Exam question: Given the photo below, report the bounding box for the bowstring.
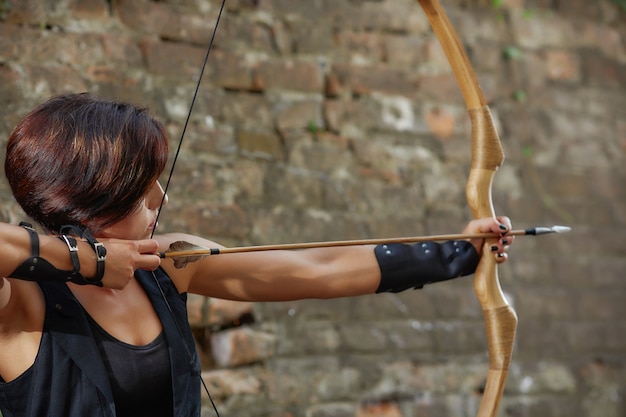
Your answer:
[149,1,227,415]
[152,0,226,230]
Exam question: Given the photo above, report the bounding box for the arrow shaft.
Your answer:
[160,228,532,258]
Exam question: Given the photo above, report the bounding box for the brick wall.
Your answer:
[0,0,624,416]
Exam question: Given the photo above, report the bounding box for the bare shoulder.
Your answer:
[154,233,225,293]
[155,233,224,253]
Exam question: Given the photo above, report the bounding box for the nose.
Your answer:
[146,181,168,209]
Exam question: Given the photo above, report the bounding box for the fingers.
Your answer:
[465,216,514,262]
[491,216,513,262]
[134,239,161,271]
[136,238,160,254]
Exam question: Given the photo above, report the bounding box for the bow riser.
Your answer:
[468,108,518,417]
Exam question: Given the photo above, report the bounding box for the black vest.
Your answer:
[0,268,201,417]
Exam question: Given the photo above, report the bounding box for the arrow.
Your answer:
[159,225,570,265]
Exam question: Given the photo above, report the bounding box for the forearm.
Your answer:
[186,245,381,301]
[0,222,97,279]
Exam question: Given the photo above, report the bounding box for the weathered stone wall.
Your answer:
[0,0,624,416]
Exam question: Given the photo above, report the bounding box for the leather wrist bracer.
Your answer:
[374,240,480,293]
[7,222,104,286]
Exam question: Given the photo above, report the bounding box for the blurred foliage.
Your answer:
[0,0,11,21]
[610,0,626,10]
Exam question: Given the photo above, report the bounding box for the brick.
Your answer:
[424,105,457,140]
[100,33,144,67]
[575,23,624,62]
[22,65,88,99]
[578,359,626,417]
[501,395,581,417]
[0,63,24,108]
[556,0,601,20]
[188,295,254,328]
[513,287,576,320]
[329,63,416,97]
[116,0,180,39]
[211,327,276,367]
[575,290,626,321]
[275,320,341,356]
[565,321,626,353]
[324,98,384,133]
[349,291,438,321]
[216,14,278,54]
[139,38,207,77]
[0,24,23,61]
[67,0,109,20]
[429,283,482,319]
[544,50,581,82]
[338,320,434,353]
[237,129,284,159]
[356,402,403,417]
[516,319,572,357]
[412,362,486,394]
[265,357,342,404]
[163,202,250,239]
[291,21,334,55]
[287,133,355,174]
[432,321,488,356]
[510,9,574,49]
[580,49,626,88]
[255,298,353,323]
[275,99,323,132]
[208,49,254,90]
[343,1,428,34]
[2,0,48,25]
[415,74,464,103]
[306,403,356,417]
[383,34,429,67]
[335,31,385,63]
[254,59,324,93]
[220,92,275,129]
[200,368,263,398]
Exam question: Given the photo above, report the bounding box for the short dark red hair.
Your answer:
[5,93,169,233]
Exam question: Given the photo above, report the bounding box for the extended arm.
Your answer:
[162,217,512,301]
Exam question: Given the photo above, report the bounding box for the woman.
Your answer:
[0,93,513,417]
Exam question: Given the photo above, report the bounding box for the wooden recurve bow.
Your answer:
[417,1,517,416]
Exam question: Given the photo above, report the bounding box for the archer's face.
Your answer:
[97,182,168,240]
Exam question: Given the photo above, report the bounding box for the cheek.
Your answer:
[99,213,146,239]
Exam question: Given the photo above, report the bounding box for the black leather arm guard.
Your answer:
[374,240,480,293]
[7,223,103,286]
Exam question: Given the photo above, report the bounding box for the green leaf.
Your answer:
[503,46,522,60]
[512,90,527,102]
[307,120,319,136]
[522,146,533,158]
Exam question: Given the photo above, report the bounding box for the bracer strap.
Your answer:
[60,225,106,286]
[7,222,100,286]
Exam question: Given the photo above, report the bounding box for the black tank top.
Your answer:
[86,315,173,417]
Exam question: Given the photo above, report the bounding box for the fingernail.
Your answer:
[502,238,508,245]
[491,245,499,252]
[497,253,505,258]
[499,224,508,231]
